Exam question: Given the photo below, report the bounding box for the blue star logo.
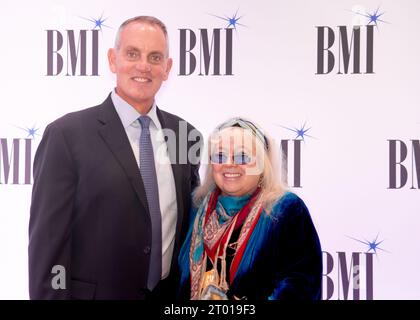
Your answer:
[276,122,315,141]
[80,13,111,31]
[352,6,389,29]
[348,233,388,254]
[16,125,41,139]
[210,8,246,30]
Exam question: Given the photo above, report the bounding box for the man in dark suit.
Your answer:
[28,16,201,299]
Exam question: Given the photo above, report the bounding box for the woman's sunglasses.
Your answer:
[210,152,253,165]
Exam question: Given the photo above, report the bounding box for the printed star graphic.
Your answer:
[365,7,386,26]
[277,122,315,141]
[16,125,40,139]
[352,6,389,29]
[210,8,246,30]
[348,233,388,254]
[80,13,110,31]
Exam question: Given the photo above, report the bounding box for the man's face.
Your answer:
[108,22,172,112]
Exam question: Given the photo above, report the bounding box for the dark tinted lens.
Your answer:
[210,152,228,164]
[233,152,252,165]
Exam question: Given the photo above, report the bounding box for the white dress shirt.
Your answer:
[111,90,177,280]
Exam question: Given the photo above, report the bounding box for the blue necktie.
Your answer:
[138,116,162,290]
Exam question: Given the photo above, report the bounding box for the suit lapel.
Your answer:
[96,95,150,215]
[96,98,187,254]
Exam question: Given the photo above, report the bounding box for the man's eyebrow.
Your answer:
[149,50,164,56]
[124,46,140,51]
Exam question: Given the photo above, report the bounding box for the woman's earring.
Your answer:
[258,176,263,187]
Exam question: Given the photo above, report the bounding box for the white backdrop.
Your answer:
[0,0,419,299]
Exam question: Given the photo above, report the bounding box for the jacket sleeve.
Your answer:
[269,197,323,300]
[28,122,76,299]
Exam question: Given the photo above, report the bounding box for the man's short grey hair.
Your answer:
[114,16,170,55]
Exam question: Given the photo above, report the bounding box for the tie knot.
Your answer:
[138,116,151,129]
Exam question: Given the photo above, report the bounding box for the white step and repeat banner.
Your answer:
[0,0,419,299]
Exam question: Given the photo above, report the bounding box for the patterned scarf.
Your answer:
[189,187,264,299]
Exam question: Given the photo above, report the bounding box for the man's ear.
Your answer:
[163,57,173,80]
[108,48,117,74]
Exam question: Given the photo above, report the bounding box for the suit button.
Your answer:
[143,246,151,255]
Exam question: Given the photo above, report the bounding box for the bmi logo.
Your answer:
[277,122,314,188]
[178,9,245,76]
[388,139,420,189]
[323,234,386,300]
[46,14,110,76]
[316,6,388,75]
[0,125,40,185]
[323,251,374,300]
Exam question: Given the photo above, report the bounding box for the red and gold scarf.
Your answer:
[189,187,264,299]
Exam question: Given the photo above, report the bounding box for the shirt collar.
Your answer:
[111,89,161,129]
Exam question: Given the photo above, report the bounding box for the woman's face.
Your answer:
[211,127,263,197]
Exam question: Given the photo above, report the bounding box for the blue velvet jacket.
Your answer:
[178,191,322,300]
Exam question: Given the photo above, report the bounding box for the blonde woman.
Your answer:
[178,117,322,300]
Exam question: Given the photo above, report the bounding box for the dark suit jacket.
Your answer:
[28,94,201,299]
